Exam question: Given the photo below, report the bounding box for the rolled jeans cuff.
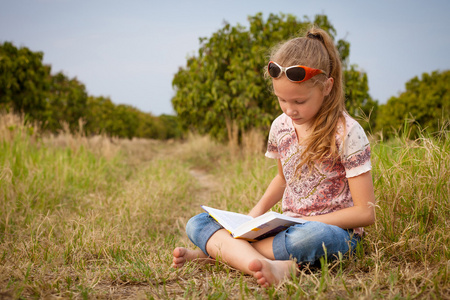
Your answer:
[186,213,223,256]
[272,227,291,260]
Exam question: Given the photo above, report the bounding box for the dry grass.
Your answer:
[0,112,449,299]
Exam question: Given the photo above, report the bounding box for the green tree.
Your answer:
[344,65,378,131]
[0,42,51,120]
[112,104,140,138]
[85,96,117,135]
[155,114,183,139]
[135,111,159,139]
[0,42,90,133]
[375,70,450,138]
[45,72,88,132]
[172,13,377,141]
[85,97,140,138]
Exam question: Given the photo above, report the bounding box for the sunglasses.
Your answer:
[267,61,325,83]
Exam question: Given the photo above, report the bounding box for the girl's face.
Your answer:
[273,76,333,128]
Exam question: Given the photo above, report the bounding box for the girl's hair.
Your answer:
[269,26,346,172]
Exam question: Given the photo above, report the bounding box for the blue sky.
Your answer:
[1,0,449,116]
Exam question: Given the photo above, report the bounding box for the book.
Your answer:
[201,205,306,242]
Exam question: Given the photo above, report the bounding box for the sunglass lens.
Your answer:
[286,67,306,82]
[268,63,281,78]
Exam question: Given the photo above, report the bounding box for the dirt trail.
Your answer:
[189,169,219,203]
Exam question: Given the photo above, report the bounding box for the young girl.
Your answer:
[172,27,375,287]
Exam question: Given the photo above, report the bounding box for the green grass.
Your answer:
[0,115,449,299]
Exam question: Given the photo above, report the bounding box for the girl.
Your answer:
[172,27,375,287]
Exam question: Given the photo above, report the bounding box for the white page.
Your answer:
[202,206,253,231]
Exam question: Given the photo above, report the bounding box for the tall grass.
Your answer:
[0,112,448,299]
[0,113,200,298]
[366,129,449,297]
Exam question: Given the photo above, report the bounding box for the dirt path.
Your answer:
[189,169,219,203]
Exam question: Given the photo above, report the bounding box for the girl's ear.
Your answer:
[324,77,334,96]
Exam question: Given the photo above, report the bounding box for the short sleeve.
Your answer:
[341,122,371,178]
[265,120,280,159]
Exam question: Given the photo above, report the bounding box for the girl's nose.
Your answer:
[286,106,297,116]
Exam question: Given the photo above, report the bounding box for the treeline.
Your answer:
[0,41,181,139]
[2,13,448,141]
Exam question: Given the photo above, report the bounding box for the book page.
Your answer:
[201,206,253,232]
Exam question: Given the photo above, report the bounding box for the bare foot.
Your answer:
[171,247,212,268]
[248,258,297,287]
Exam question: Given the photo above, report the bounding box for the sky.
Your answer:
[1,0,449,116]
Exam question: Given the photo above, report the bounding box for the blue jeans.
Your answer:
[186,213,360,265]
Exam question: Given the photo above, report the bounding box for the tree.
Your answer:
[172,13,377,141]
[344,65,378,131]
[45,72,88,132]
[85,97,140,138]
[0,42,51,121]
[375,70,450,138]
[0,42,89,133]
[147,114,183,140]
[85,96,117,135]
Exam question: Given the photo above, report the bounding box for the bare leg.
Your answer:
[251,236,276,259]
[171,237,276,269]
[205,229,297,287]
[171,247,214,268]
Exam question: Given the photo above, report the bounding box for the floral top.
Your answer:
[265,112,371,235]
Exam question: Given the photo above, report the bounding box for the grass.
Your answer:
[0,113,449,299]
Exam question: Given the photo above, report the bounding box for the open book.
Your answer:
[201,205,306,242]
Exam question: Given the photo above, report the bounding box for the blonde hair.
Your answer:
[269,26,346,172]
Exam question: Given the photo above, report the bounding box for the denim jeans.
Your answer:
[186,213,360,265]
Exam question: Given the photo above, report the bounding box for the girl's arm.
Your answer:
[301,171,376,228]
[248,159,286,218]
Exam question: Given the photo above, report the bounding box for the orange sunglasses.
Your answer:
[268,61,325,83]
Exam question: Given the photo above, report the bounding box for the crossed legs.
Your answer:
[172,214,359,287]
[172,228,297,287]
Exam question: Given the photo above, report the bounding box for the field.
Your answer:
[0,113,449,299]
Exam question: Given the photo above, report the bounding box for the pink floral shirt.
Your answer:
[265,112,371,235]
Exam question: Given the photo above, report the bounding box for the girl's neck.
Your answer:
[293,122,312,141]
